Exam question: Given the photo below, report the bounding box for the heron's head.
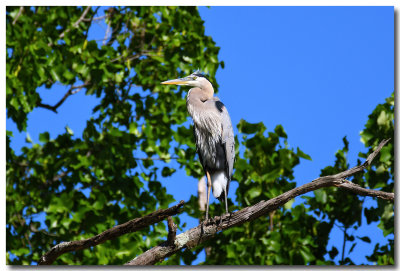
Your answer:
[161,72,213,91]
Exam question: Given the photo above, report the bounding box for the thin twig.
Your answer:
[38,200,185,265]
[37,82,89,113]
[341,228,347,263]
[103,19,111,46]
[269,210,276,231]
[30,225,58,237]
[135,157,179,161]
[52,171,68,182]
[82,7,99,42]
[83,15,106,22]
[110,51,155,63]
[12,7,24,25]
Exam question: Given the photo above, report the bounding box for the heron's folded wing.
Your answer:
[217,101,235,180]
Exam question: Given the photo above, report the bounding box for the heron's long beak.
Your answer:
[161,77,190,85]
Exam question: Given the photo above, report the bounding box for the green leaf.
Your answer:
[12,247,30,257]
[284,198,295,210]
[247,187,261,198]
[296,147,312,161]
[377,110,388,126]
[359,236,371,243]
[39,132,50,143]
[349,243,357,253]
[238,119,266,134]
[65,125,74,135]
[328,246,339,259]
[161,167,176,177]
[25,133,32,143]
[314,189,327,204]
[274,124,287,138]
[379,145,391,163]
[299,246,315,263]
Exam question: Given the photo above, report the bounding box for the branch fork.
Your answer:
[167,217,177,247]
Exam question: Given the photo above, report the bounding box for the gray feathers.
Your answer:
[187,89,235,200]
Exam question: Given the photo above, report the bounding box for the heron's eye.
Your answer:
[192,76,197,80]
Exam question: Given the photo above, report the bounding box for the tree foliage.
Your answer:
[6,6,393,265]
[6,6,221,265]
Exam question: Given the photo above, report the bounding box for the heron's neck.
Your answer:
[188,88,211,103]
[186,88,211,118]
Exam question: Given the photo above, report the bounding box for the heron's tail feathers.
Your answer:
[210,170,228,199]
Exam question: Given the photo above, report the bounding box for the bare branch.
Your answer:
[135,156,179,161]
[37,82,89,113]
[38,200,185,265]
[337,179,394,200]
[167,217,177,246]
[59,6,91,39]
[269,210,275,231]
[52,171,68,183]
[126,139,393,265]
[103,19,111,46]
[83,15,107,22]
[30,224,58,237]
[110,50,156,63]
[12,7,24,25]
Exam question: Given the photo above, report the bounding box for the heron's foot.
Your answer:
[217,212,230,226]
[217,216,223,227]
[202,216,215,226]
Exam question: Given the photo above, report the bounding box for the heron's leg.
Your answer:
[205,171,212,221]
[224,186,228,215]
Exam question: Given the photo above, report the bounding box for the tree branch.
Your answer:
[125,139,393,265]
[102,16,112,46]
[167,217,177,246]
[83,15,107,22]
[135,156,179,161]
[38,200,185,265]
[12,7,24,25]
[37,82,89,113]
[59,6,91,39]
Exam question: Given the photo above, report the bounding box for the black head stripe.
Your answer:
[193,73,206,78]
[191,72,213,86]
[192,72,210,81]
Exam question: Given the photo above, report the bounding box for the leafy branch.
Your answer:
[37,139,392,265]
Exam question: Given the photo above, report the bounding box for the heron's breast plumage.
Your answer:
[187,101,224,170]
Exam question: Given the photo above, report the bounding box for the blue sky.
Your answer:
[198,6,393,264]
[6,6,393,265]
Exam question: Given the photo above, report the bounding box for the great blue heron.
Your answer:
[162,71,235,221]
